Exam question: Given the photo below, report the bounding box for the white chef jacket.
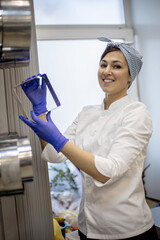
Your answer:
[42,96,154,240]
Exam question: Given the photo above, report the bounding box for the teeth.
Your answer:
[104,79,113,83]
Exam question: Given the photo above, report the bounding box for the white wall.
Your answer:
[130,0,160,200]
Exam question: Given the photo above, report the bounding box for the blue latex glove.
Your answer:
[21,76,47,116]
[19,111,69,153]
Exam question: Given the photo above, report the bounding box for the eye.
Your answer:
[113,65,121,69]
[100,63,107,68]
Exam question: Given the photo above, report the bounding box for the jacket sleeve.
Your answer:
[94,102,153,186]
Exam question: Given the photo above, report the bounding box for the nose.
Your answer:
[103,65,112,75]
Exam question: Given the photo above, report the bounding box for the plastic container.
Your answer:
[61,221,67,238]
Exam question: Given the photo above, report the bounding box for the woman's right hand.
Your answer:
[19,111,69,153]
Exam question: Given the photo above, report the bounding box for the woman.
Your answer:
[19,38,158,240]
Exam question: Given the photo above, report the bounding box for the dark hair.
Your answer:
[100,45,120,62]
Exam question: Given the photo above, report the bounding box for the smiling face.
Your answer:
[98,50,131,104]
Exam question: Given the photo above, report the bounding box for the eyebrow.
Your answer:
[101,59,122,64]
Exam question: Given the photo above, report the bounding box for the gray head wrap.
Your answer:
[99,37,143,88]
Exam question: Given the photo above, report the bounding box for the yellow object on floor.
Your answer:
[53,218,64,240]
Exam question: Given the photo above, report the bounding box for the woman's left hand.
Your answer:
[21,76,47,116]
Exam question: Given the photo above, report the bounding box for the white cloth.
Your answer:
[42,96,154,239]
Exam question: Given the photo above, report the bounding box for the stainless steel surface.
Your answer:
[0,0,32,68]
[0,133,33,196]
